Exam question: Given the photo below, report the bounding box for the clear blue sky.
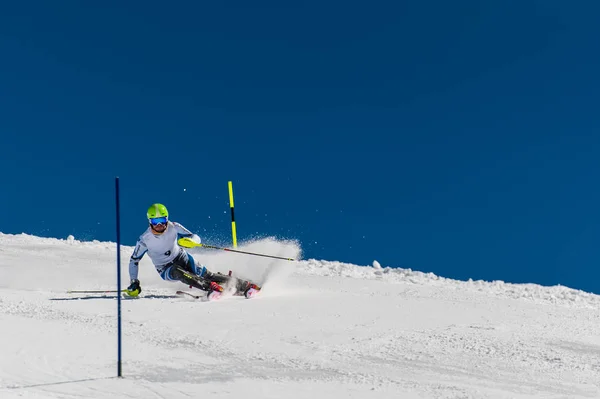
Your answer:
[2,1,600,293]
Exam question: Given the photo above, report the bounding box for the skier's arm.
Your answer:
[129,238,148,281]
[173,222,201,244]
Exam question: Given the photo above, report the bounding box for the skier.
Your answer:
[126,203,260,300]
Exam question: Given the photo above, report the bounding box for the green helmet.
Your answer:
[147,203,169,220]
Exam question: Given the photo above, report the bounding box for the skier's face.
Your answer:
[150,222,167,234]
[149,217,168,234]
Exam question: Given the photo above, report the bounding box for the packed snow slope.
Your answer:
[1,233,599,399]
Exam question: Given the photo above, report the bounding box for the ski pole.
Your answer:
[67,290,125,294]
[178,238,296,261]
[202,244,297,261]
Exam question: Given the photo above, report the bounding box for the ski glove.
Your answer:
[126,279,141,297]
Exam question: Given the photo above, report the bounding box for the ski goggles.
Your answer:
[149,216,168,226]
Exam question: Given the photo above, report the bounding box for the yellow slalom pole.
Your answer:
[228,181,238,248]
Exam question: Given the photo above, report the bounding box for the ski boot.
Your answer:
[237,281,261,299]
[244,283,261,299]
[207,281,224,301]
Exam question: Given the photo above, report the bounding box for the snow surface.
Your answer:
[1,232,599,399]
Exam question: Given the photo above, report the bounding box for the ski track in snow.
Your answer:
[0,232,599,399]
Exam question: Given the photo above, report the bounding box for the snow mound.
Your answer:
[299,259,600,309]
[2,231,600,398]
[1,232,598,309]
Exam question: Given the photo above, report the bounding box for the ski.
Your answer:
[175,266,261,299]
[176,290,202,299]
[175,288,259,301]
[176,290,223,301]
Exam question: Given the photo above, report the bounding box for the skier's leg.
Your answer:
[180,251,231,284]
[203,268,231,284]
[161,264,211,291]
[203,266,257,294]
[190,255,260,294]
[171,250,259,295]
[167,250,228,291]
[169,251,206,276]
